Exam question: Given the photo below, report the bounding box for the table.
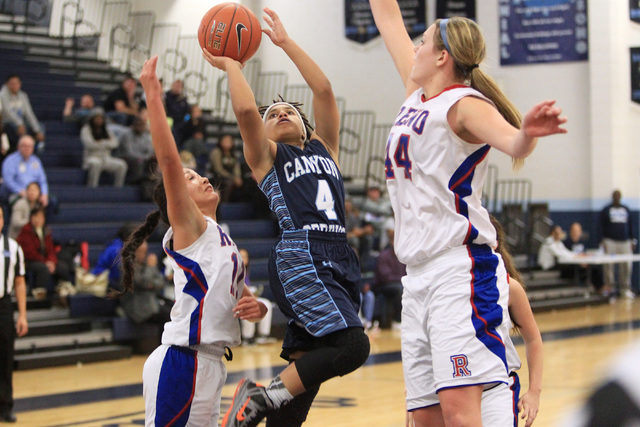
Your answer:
[557,253,640,294]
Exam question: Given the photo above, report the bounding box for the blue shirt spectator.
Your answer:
[1,135,48,206]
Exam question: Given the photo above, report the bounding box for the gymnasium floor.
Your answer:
[11,298,640,426]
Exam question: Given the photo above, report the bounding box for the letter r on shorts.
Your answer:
[450,354,471,378]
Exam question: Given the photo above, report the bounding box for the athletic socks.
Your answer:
[265,374,294,409]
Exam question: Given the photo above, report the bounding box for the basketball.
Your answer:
[198,2,262,63]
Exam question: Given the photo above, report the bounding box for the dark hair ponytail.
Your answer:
[120,210,162,294]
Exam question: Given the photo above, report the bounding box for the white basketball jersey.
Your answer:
[385,85,497,266]
[161,216,244,348]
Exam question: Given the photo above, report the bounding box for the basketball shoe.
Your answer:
[221,379,273,427]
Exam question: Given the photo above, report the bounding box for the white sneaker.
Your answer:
[623,290,636,299]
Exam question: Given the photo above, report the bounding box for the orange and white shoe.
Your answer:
[221,379,272,427]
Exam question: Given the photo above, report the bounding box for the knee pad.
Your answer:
[329,327,370,377]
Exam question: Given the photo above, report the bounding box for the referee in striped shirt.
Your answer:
[0,207,26,423]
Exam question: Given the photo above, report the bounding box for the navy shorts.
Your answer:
[268,230,363,356]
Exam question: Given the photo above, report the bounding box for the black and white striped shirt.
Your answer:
[0,234,25,298]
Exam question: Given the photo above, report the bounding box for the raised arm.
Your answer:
[452,98,567,158]
[369,0,419,97]
[202,52,275,182]
[138,56,206,248]
[509,279,543,427]
[262,8,340,160]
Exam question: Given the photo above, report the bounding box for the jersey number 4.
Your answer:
[315,179,337,220]
[385,133,412,180]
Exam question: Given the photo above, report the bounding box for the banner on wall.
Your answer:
[631,48,640,104]
[345,0,426,44]
[499,0,589,66]
[631,0,640,24]
[436,0,476,20]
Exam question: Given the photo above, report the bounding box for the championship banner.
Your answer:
[436,0,476,20]
[345,0,426,44]
[631,0,640,24]
[631,48,640,104]
[499,0,589,66]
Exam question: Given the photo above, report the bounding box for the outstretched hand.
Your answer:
[201,48,243,71]
[262,7,289,47]
[522,100,568,138]
[139,56,162,97]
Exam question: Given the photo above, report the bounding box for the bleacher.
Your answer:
[0,15,282,369]
[0,1,608,370]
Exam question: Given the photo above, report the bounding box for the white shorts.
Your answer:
[481,372,520,426]
[402,245,513,410]
[143,344,227,426]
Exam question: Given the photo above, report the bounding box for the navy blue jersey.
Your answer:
[259,139,346,234]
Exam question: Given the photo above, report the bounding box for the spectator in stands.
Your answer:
[119,239,171,340]
[360,184,393,251]
[537,225,575,271]
[373,218,405,330]
[564,221,604,292]
[116,115,156,185]
[80,108,128,187]
[239,248,275,345]
[345,197,374,263]
[8,181,42,239]
[92,223,136,292]
[180,130,207,174]
[0,112,10,165]
[0,73,45,152]
[600,189,636,299]
[103,73,139,126]
[176,104,204,146]
[165,79,190,130]
[0,206,26,424]
[16,207,71,296]
[62,93,95,127]
[209,133,242,203]
[1,134,49,207]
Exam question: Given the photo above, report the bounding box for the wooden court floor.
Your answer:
[11,298,640,427]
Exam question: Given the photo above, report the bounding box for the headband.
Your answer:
[439,19,451,53]
[262,102,307,142]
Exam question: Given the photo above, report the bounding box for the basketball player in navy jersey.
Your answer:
[203,7,370,427]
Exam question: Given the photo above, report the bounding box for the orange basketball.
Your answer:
[198,2,262,63]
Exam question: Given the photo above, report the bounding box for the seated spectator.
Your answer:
[62,93,96,127]
[1,134,49,207]
[0,112,10,164]
[116,115,156,184]
[345,197,375,264]
[564,221,604,291]
[16,207,72,296]
[360,184,393,251]
[373,218,405,330]
[239,248,275,345]
[165,79,190,130]
[119,239,171,340]
[8,181,42,239]
[537,225,576,271]
[209,134,242,203]
[176,104,204,146]
[0,73,45,151]
[80,108,128,187]
[103,73,139,126]
[182,130,208,175]
[92,223,135,291]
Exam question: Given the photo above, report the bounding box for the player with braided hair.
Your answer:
[121,56,267,427]
[203,7,370,427]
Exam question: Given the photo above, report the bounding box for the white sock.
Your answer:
[265,374,294,409]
